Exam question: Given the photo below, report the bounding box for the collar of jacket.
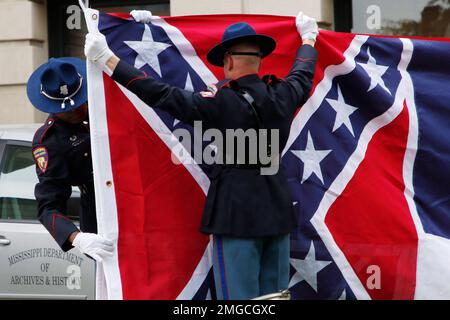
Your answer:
[50,114,89,130]
[227,73,261,90]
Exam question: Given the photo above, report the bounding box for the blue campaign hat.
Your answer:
[207,22,276,67]
[27,57,87,114]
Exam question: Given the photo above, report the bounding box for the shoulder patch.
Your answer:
[32,146,49,174]
[199,91,215,98]
[199,83,218,98]
[33,118,56,145]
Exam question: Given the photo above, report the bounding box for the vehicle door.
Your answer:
[0,139,95,299]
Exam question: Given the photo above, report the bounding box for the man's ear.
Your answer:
[227,55,234,71]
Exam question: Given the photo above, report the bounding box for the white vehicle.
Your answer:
[0,124,95,299]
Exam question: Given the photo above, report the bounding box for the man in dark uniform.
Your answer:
[27,57,113,261]
[85,12,318,299]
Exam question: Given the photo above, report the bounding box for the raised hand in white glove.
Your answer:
[296,12,319,42]
[72,232,114,262]
[130,10,153,23]
[84,32,114,73]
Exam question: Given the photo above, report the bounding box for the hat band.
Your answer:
[225,51,263,57]
[40,74,83,110]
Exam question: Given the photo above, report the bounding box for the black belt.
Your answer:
[223,163,272,170]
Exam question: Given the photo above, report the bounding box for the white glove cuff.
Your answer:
[95,48,114,76]
[96,47,114,66]
[302,32,319,41]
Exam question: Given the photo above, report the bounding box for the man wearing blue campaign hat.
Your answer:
[28,57,114,261]
[85,11,319,299]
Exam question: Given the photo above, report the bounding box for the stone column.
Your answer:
[0,0,48,124]
[170,0,334,29]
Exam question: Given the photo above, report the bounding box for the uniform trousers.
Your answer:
[213,233,290,300]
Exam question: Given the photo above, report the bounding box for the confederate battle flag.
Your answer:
[82,8,450,299]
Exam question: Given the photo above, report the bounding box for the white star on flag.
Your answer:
[357,47,391,95]
[173,73,194,127]
[184,73,194,92]
[289,242,332,292]
[326,85,358,136]
[290,131,332,184]
[124,24,171,77]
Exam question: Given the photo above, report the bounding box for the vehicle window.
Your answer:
[351,0,450,37]
[0,143,80,221]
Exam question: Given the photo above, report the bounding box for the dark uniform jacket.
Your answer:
[32,116,97,251]
[112,44,318,237]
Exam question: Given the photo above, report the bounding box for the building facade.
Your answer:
[0,0,448,124]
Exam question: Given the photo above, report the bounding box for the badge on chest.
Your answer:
[69,135,86,147]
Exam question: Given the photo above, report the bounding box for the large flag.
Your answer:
[82,8,450,299]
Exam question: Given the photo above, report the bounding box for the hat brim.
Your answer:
[207,34,276,67]
[27,57,87,114]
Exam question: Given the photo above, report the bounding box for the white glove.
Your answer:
[72,232,114,262]
[84,32,114,73]
[296,12,319,42]
[130,10,153,23]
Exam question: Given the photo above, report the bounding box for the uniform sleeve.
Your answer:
[271,44,318,116]
[111,60,221,128]
[33,142,78,252]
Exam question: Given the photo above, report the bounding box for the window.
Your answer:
[0,143,37,220]
[0,142,80,221]
[48,0,170,58]
[334,0,450,37]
